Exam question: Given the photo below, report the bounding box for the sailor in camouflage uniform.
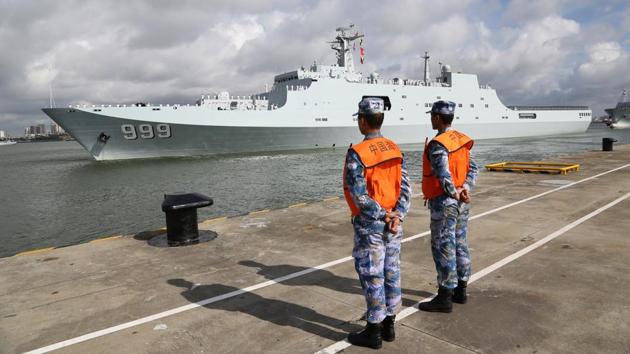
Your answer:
[420,100,478,313]
[343,97,412,349]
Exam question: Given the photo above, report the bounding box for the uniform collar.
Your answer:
[364,131,383,140]
[437,126,453,135]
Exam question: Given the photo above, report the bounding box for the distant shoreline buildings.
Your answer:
[23,123,65,138]
[0,122,72,142]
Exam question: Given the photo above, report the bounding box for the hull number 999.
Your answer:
[121,124,171,140]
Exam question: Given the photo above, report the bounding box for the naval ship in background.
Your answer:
[42,25,592,160]
[604,90,630,129]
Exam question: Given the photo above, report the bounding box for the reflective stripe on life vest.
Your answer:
[343,137,403,216]
[422,130,474,200]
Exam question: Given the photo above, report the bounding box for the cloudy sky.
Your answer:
[0,0,629,135]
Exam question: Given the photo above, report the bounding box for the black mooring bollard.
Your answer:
[603,137,617,151]
[161,193,213,246]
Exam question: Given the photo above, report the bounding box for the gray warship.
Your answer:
[604,90,630,129]
[42,25,591,160]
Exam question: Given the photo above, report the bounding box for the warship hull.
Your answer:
[43,105,590,160]
[42,26,592,160]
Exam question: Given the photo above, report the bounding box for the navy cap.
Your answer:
[353,97,385,116]
[427,100,456,115]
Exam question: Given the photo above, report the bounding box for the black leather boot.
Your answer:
[381,315,395,342]
[453,280,468,304]
[419,286,453,313]
[348,322,382,349]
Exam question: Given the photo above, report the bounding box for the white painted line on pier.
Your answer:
[25,163,630,354]
[316,191,630,354]
[23,254,351,354]
[402,162,630,244]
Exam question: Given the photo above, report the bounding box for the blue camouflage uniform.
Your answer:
[427,127,478,289]
[345,132,412,323]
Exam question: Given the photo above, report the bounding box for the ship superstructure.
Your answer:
[604,90,630,129]
[42,25,592,160]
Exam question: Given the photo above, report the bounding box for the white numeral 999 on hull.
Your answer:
[121,124,171,140]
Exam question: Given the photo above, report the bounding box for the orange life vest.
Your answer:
[422,130,474,200]
[343,137,403,216]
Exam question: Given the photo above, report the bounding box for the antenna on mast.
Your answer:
[422,51,430,84]
[49,83,56,108]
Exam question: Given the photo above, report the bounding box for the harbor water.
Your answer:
[1,123,629,257]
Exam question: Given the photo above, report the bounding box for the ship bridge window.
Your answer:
[519,113,537,119]
[361,95,392,111]
[458,103,463,108]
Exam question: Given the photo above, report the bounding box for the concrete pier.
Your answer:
[1,146,629,354]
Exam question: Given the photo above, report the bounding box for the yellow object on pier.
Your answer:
[485,162,580,175]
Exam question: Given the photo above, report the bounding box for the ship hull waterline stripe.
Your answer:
[316,191,630,354]
[25,163,630,354]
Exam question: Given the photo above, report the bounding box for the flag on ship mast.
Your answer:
[359,38,364,64]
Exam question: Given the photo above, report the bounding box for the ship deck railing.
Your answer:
[507,105,589,111]
[358,78,450,87]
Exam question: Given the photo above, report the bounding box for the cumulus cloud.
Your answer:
[579,41,625,76]
[0,0,629,135]
[502,0,570,23]
[465,16,580,95]
[575,41,630,105]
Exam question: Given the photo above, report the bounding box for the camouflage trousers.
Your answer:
[428,196,471,289]
[352,220,402,324]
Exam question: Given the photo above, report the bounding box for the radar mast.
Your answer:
[329,24,364,73]
[422,51,430,85]
[620,89,628,103]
